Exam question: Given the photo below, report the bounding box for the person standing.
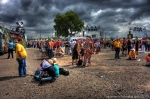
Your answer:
[122,38,127,56]
[127,38,132,54]
[7,40,14,59]
[72,40,80,65]
[135,37,140,55]
[114,38,121,59]
[141,38,146,53]
[147,38,150,51]
[70,40,75,55]
[16,38,27,77]
[48,38,54,59]
[84,38,93,66]
[64,40,70,55]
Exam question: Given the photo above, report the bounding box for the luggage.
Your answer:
[59,68,69,76]
[77,58,83,66]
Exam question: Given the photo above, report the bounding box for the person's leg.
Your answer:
[7,49,10,59]
[65,47,67,54]
[146,62,150,66]
[141,45,144,52]
[16,58,24,76]
[72,54,75,65]
[117,48,120,58]
[48,49,50,58]
[127,46,129,54]
[49,49,53,58]
[11,49,14,58]
[51,49,54,57]
[22,58,26,75]
[143,45,146,52]
[66,47,69,54]
[115,49,117,59]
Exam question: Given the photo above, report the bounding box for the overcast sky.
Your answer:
[0,0,150,39]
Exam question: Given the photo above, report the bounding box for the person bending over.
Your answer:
[128,48,136,60]
[40,59,56,82]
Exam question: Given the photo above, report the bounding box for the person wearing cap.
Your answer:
[145,53,150,66]
[128,48,136,60]
[51,58,60,77]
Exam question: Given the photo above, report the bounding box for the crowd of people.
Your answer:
[112,37,150,67]
[26,36,150,67]
[5,36,150,83]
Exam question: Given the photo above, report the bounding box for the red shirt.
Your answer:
[145,55,150,62]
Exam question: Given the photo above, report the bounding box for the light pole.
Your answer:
[82,28,85,37]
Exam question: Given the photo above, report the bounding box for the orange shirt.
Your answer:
[49,41,54,49]
[129,51,136,58]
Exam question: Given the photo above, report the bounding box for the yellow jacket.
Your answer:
[129,51,136,58]
[114,41,121,48]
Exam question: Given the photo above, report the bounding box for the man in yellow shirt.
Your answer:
[128,48,136,60]
[114,38,121,59]
[16,38,27,77]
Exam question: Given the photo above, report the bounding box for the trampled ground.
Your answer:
[0,48,150,99]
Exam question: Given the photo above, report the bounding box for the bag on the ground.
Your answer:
[77,58,83,66]
[34,69,52,81]
[59,68,69,76]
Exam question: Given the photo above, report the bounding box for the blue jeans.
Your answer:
[128,46,132,54]
[115,48,120,59]
[48,49,54,59]
[16,58,26,76]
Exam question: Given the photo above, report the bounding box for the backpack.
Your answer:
[34,69,52,81]
[77,59,83,66]
[34,69,43,81]
[59,68,69,76]
[127,40,131,46]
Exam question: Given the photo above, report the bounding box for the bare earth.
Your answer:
[0,48,150,99]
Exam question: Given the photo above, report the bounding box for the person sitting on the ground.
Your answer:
[145,53,150,66]
[40,59,56,82]
[49,58,60,77]
[54,47,64,57]
[128,48,136,60]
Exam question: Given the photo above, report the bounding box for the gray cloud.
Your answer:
[0,0,150,38]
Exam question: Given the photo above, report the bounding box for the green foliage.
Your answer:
[54,10,84,37]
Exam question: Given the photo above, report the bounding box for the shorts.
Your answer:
[72,52,78,59]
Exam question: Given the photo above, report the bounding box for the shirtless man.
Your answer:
[84,37,94,66]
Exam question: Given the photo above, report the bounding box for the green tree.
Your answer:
[54,10,84,37]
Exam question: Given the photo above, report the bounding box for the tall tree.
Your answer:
[54,10,84,37]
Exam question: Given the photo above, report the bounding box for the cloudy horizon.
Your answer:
[0,0,150,39]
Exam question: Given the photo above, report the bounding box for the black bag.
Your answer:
[127,40,131,46]
[59,68,69,76]
[77,59,83,66]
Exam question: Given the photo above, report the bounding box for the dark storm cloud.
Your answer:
[0,0,150,38]
[20,0,32,11]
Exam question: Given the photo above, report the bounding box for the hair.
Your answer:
[52,58,57,63]
[18,38,23,42]
[48,59,53,64]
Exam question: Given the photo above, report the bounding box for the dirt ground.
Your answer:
[0,47,150,99]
